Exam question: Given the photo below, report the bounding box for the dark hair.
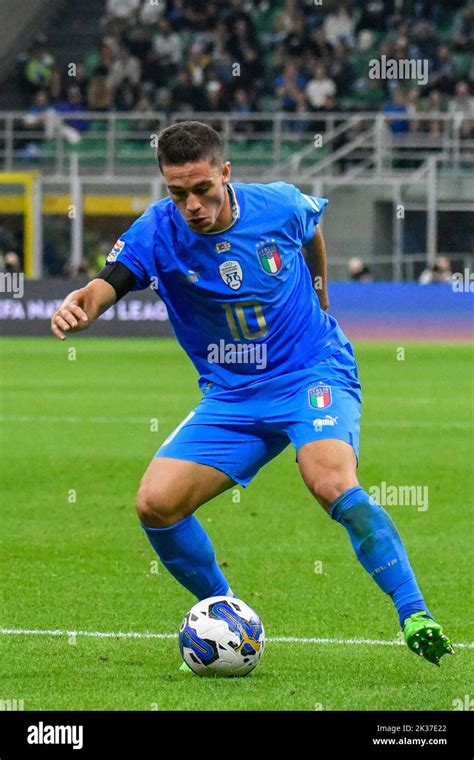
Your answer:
[156,121,223,170]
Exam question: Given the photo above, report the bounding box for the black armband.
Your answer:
[94,262,136,301]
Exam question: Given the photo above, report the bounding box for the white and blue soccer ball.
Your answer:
[179,596,265,677]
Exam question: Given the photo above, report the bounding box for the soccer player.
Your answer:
[51,121,454,667]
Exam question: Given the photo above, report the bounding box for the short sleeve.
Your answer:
[291,185,329,246]
[105,210,156,291]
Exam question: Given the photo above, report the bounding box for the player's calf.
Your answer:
[136,457,234,600]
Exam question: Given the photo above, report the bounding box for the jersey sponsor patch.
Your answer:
[257,242,282,275]
[215,241,231,253]
[308,385,332,409]
[219,260,243,290]
[107,239,125,262]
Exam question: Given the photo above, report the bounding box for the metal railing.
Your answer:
[0,110,472,178]
[325,252,474,282]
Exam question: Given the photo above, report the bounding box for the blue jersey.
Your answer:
[107,181,349,390]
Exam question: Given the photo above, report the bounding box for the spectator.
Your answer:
[56,86,89,133]
[430,45,456,94]
[449,80,474,137]
[228,18,258,62]
[186,42,212,87]
[167,0,187,31]
[305,64,337,110]
[99,36,122,70]
[411,20,439,64]
[329,42,355,97]
[347,258,374,282]
[204,80,228,112]
[418,257,453,284]
[155,87,173,116]
[151,18,182,76]
[106,0,140,23]
[356,0,392,32]
[138,0,165,26]
[275,62,307,112]
[309,26,333,64]
[87,66,114,111]
[272,0,302,40]
[21,41,55,95]
[407,86,423,132]
[23,90,51,135]
[171,69,204,112]
[283,14,314,60]
[109,44,141,89]
[1,252,22,274]
[424,88,446,135]
[135,90,155,126]
[235,45,265,93]
[125,25,153,68]
[225,0,257,35]
[384,87,410,134]
[323,2,356,47]
[354,76,386,111]
[69,63,89,100]
[113,77,139,111]
[452,2,474,51]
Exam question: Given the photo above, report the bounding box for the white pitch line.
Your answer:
[0,415,472,429]
[0,628,472,649]
[0,415,150,424]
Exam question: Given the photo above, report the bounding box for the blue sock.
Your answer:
[329,486,431,627]
[141,514,234,601]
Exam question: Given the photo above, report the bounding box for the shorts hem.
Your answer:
[154,452,251,488]
[294,434,360,465]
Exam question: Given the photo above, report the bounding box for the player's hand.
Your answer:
[316,287,329,311]
[319,295,329,311]
[51,299,89,340]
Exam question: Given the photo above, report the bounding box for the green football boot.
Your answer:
[403,612,455,666]
[178,661,194,674]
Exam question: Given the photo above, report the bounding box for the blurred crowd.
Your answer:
[7,0,473,278]
[16,0,474,135]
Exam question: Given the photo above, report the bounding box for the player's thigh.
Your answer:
[138,397,288,526]
[284,346,362,510]
[136,456,234,527]
[155,395,289,489]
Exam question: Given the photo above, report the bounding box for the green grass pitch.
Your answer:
[1,337,472,710]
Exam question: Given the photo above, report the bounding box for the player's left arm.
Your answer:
[309,226,329,311]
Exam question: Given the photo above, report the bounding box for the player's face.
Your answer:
[163,159,232,232]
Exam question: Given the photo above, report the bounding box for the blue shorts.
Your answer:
[155,344,362,487]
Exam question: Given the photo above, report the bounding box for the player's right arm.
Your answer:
[50,279,117,340]
[51,208,158,339]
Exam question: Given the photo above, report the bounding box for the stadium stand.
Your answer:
[0,1,472,278]
[6,1,474,119]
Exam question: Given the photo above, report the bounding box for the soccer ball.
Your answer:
[179,596,265,677]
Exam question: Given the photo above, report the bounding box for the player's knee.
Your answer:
[310,468,356,511]
[135,485,180,528]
